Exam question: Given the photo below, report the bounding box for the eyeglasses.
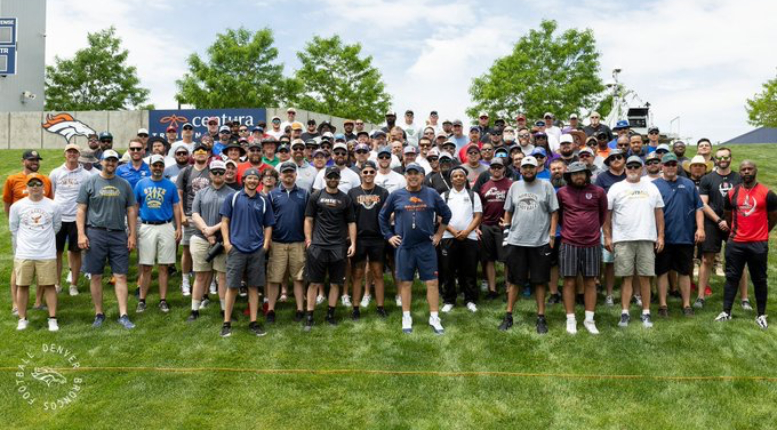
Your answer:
[717,156,731,160]
[626,165,642,170]
[662,162,677,167]
[378,155,391,160]
[518,134,530,138]
[211,170,225,176]
[362,170,376,175]
[239,129,249,133]
[175,152,189,156]
[27,181,43,187]
[648,132,659,135]
[591,116,600,119]
[129,147,143,152]
[248,148,261,152]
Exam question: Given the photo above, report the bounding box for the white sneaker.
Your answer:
[428,316,444,335]
[85,273,91,280]
[715,311,732,322]
[441,303,454,313]
[605,295,614,306]
[583,319,600,335]
[756,315,768,329]
[715,264,725,277]
[466,302,478,313]
[66,270,73,284]
[360,294,371,308]
[209,279,217,295]
[316,295,325,305]
[480,280,488,292]
[395,295,402,307]
[55,284,62,294]
[635,295,643,307]
[402,315,413,333]
[566,318,577,334]
[182,279,191,297]
[341,295,352,307]
[48,318,59,332]
[12,308,18,317]
[17,318,29,331]
[69,285,79,296]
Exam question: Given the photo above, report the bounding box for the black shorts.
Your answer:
[505,244,552,285]
[559,243,601,278]
[655,244,695,276]
[352,239,386,264]
[306,245,347,285]
[226,248,265,289]
[700,220,728,254]
[479,224,507,262]
[549,238,560,266]
[56,221,79,253]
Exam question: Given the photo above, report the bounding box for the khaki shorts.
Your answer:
[613,241,655,277]
[267,242,306,284]
[190,235,226,273]
[15,259,57,286]
[138,223,177,265]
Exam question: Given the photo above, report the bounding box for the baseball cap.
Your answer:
[478,111,488,118]
[427,148,440,158]
[64,143,81,153]
[430,110,438,116]
[291,122,303,131]
[452,119,463,126]
[442,119,452,125]
[377,146,392,156]
[271,116,281,122]
[613,120,630,130]
[489,157,506,167]
[578,147,595,157]
[279,161,297,173]
[207,117,219,125]
[137,128,149,135]
[193,142,210,152]
[343,119,354,125]
[261,138,278,147]
[291,139,306,149]
[535,120,546,127]
[102,149,120,160]
[149,154,165,165]
[361,160,377,171]
[243,168,261,179]
[321,132,335,140]
[656,144,670,153]
[99,131,113,141]
[219,125,230,133]
[333,142,348,152]
[439,140,455,148]
[439,152,454,161]
[403,146,417,155]
[166,125,177,132]
[560,134,574,145]
[515,113,526,120]
[648,126,660,133]
[325,166,341,178]
[404,163,424,175]
[356,130,369,138]
[209,159,226,171]
[544,112,554,118]
[224,159,237,168]
[182,123,194,130]
[604,149,624,166]
[531,147,547,158]
[569,113,579,120]
[626,156,644,166]
[372,130,387,138]
[334,133,346,142]
[385,110,397,116]
[661,153,678,164]
[23,149,43,160]
[287,108,297,114]
[469,125,480,132]
[25,173,45,184]
[566,161,588,174]
[355,143,370,152]
[521,156,539,167]
[646,152,660,162]
[312,149,327,158]
[465,144,480,154]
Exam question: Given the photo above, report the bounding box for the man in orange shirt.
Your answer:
[236,141,272,187]
[3,150,54,315]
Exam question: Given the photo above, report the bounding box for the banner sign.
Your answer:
[0,18,18,75]
[149,108,267,140]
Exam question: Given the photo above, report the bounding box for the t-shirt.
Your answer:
[478,176,513,226]
[725,183,777,243]
[191,184,235,241]
[607,179,664,243]
[305,189,356,247]
[348,185,390,240]
[9,197,62,260]
[379,186,452,248]
[556,184,608,247]
[268,185,309,243]
[220,190,275,254]
[236,161,272,186]
[594,169,626,193]
[312,166,361,193]
[176,165,211,215]
[699,170,742,218]
[462,163,488,188]
[134,177,180,223]
[504,179,558,247]
[442,188,482,241]
[164,163,188,183]
[77,174,136,230]
[653,177,703,245]
[49,164,92,222]
[3,171,53,206]
[116,162,151,190]
[295,161,318,192]
[375,170,407,194]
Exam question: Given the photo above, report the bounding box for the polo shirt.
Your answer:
[654,177,703,245]
[116,162,151,189]
[220,189,275,253]
[268,185,308,243]
[442,188,482,241]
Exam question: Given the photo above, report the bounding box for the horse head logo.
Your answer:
[31,367,68,387]
[42,113,97,143]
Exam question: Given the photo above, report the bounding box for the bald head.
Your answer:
[739,160,757,185]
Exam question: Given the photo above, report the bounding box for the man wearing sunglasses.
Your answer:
[644,152,663,181]
[289,139,317,192]
[312,142,361,193]
[117,139,151,190]
[237,141,272,186]
[477,157,513,300]
[177,143,213,296]
[165,143,191,184]
[647,126,661,151]
[594,149,627,305]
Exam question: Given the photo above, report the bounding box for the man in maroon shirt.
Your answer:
[556,162,608,334]
[476,158,513,299]
[715,161,777,329]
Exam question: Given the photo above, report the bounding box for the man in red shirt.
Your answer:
[237,141,272,187]
[476,158,513,299]
[715,161,777,329]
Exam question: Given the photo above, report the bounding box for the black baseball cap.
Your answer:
[23,150,42,160]
[325,166,341,178]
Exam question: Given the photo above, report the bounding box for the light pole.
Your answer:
[670,116,680,137]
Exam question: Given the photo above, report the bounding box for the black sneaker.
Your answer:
[547,293,562,305]
[220,323,232,337]
[303,317,314,332]
[498,315,513,331]
[266,310,276,324]
[294,310,304,322]
[325,313,338,326]
[249,321,267,337]
[658,306,668,318]
[187,310,200,322]
[536,316,548,334]
[351,308,361,321]
[683,307,694,317]
[376,307,388,318]
[486,291,500,301]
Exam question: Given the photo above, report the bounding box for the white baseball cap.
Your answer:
[521,156,539,167]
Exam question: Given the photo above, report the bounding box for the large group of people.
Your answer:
[7,109,777,336]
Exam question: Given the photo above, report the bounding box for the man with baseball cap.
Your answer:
[281,108,297,132]
[594,148,627,304]
[477,157,513,300]
[77,149,138,329]
[177,142,213,296]
[312,142,361,193]
[289,139,317,192]
[583,111,613,142]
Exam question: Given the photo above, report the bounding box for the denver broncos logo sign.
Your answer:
[42,113,97,143]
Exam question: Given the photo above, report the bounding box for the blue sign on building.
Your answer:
[149,108,267,140]
[0,18,18,75]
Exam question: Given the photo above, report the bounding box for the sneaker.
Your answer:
[640,313,653,328]
[200,296,210,309]
[182,280,191,297]
[395,295,402,307]
[265,310,276,324]
[351,308,361,321]
[741,300,753,311]
[360,294,371,308]
[402,315,413,333]
[187,311,200,322]
[441,303,454,313]
[66,270,73,284]
[714,311,732,322]
[48,318,59,332]
[605,295,614,307]
[755,315,768,329]
[481,280,488,292]
[486,291,500,301]
[69,285,79,296]
[618,313,630,327]
[325,313,337,326]
[92,313,106,328]
[209,279,217,295]
[118,315,136,329]
[683,307,694,317]
[159,301,170,313]
[279,293,288,302]
[12,307,18,317]
[376,307,388,319]
[316,295,326,305]
[303,317,314,332]
[633,295,643,307]
[294,310,304,322]
[466,302,478,313]
[536,316,548,334]
[428,315,444,335]
[221,323,232,337]
[32,304,47,311]
[658,306,668,318]
[239,286,247,298]
[583,319,599,335]
[704,286,713,297]
[669,289,682,299]
[566,318,577,335]
[136,301,147,313]
[498,315,513,331]
[249,321,267,337]
[693,297,705,309]
[55,284,62,294]
[17,318,29,331]
[715,264,725,277]
[547,293,562,305]
[341,295,352,307]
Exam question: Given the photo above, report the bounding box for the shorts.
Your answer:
[182,217,196,246]
[480,224,507,262]
[613,241,655,277]
[190,235,227,273]
[226,248,265,289]
[14,259,57,286]
[351,238,386,264]
[700,220,728,254]
[56,221,79,253]
[505,244,552,285]
[306,245,347,284]
[137,222,177,265]
[601,233,614,263]
[83,228,130,276]
[549,238,560,266]
[655,244,694,276]
[395,243,438,282]
[267,242,306,284]
[559,243,602,278]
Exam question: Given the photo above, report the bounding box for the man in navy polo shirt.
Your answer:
[220,167,275,337]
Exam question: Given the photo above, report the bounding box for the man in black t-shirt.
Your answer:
[348,161,390,320]
[303,166,357,330]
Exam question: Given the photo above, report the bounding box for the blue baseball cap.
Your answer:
[531,147,547,158]
[377,146,392,156]
[404,163,425,175]
[613,120,630,130]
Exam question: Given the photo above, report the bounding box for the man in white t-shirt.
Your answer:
[439,166,482,313]
[400,110,422,147]
[266,116,285,140]
[604,156,665,329]
[10,173,63,331]
[374,147,407,193]
[312,142,361,193]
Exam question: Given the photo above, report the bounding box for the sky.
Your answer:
[46,0,777,143]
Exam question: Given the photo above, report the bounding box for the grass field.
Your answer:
[2,145,777,429]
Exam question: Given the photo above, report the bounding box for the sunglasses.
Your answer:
[239,129,249,132]
[648,132,659,135]
[591,116,600,119]
[194,149,208,155]
[609,155,624,161]
[481,148,494,152]
[355,122,364,125]
[419,143,431,148]
[662,162,678,167]
[647,160,661,166]
[427,157,439,162]
[378,155,391,159]
[535,155,546,159]
[129,147,143,152]
[355,150,369,154]
[27,181,43,187]
[175,152,189,156]
[362,170,376,175]
[518,134,530,138]
[333,150,347,156]
[579,153,592,158]
[293,146,305,151]
[717,156,731,160]
[626,165,642,170]
[490,165,505,170]
[249,148,261,152]
[211,170,225,176]
[279,149,289,152]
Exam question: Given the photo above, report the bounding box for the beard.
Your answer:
[551,177,567,188]
[627,172,641,182]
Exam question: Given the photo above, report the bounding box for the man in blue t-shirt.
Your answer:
[379,163,452,335]
[134,154,182,313]
[653,154,704,314]
[117,139,151,189]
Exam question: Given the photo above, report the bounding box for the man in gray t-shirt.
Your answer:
[77,174,136,231]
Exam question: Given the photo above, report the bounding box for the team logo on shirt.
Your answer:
[98,186,120,198]
[483,187,506,202]
[356,194,381,210]
[585,193,593,200]
[42,113,97,143]
[719,181,733,197]
[740,194,757,217]
[320,197,341,207]
[404,196,428,211]
[516,193,538,211]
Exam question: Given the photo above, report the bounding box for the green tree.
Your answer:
[45,27,149,110]
[746,72,777,127]
[467,20,603,123]
[295,35,391,123]
[176,28,299,109]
